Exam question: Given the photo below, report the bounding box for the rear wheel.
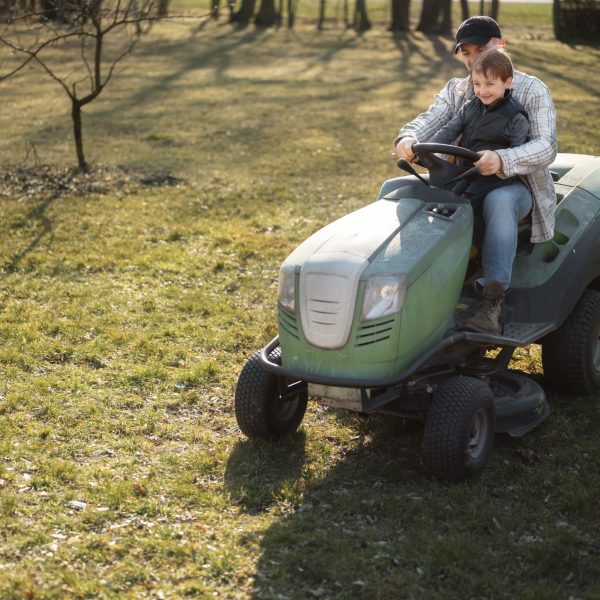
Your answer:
[235,349,308,440]
[423,377,495,483]
[542,289,600,395]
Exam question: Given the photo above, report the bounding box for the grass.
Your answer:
[1,4,600,599]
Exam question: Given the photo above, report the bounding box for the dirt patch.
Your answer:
[0,164,184,200]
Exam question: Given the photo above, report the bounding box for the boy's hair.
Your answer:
[472,48,514,82]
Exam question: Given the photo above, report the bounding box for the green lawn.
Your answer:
[0,7,600,599]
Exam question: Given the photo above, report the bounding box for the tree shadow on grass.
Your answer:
[2,196,56,277]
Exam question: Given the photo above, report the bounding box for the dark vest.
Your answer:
[459,91,528,156]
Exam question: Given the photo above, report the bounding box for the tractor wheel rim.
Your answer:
[467,408,489,460]
[276,391,300,421]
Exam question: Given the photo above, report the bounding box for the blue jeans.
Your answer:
[480,182,532,289]
[377,178,532,289]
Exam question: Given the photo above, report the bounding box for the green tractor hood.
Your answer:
[279,191,473,381]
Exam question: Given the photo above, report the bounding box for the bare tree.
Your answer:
[389,0,410,31]
[490,0,499,20]
[416,0,451,33]
[254,0,278,26]
[0,0,160,171]
[353,0,370,31]
[317,0,325,29]
[230,0,257,25]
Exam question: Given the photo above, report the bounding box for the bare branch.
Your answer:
[0,29,90,83]
[80,35,94,87]
[31,53,74,99]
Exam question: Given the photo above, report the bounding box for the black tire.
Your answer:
[235,349,308,440]
[423,377,495,483]
[542,289,600,395]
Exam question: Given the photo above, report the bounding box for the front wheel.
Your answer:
[235,349,308,440]
[423,377,495,483]
[542,289,600,395]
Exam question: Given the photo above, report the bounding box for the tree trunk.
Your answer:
[552,0,562,41]
[230,0,256,24]
[479,0,484,15]
[156,0,169,17]
[459,0,469,21]
[416,0,439,32]
[255,0,276,25]
[287,0,294,27]
[389,0,410,31]
[490,0,499,20]
[354,0,371,31]
[0,0,16,21]
[71,99,88,172]
[211,0,220,19]
[40,0,69,22]
[343,0,349,27]
[317,0,325,29]
[439,0,451,33]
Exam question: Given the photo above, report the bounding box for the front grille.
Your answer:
[279,308,299,339]
[355,318,395,347]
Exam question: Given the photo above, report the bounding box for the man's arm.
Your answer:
[495,80,557,177]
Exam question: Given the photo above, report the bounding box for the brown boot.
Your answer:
[462,280,504,334]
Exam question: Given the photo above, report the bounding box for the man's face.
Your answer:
[459,39,501,72]
[472,71,512,107]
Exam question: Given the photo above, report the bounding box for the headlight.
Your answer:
[361,275,406,321]
[278,264,296,312]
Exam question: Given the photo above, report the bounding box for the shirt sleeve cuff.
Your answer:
[495,149,513,177]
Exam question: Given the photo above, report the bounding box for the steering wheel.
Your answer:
[413,143,480,164]
[401,143,481,190]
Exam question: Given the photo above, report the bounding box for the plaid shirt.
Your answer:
[395,71,558,242]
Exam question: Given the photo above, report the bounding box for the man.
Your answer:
[393,16,557,334]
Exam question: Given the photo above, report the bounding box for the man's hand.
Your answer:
[395,137,418,163]
[475,150,502,176]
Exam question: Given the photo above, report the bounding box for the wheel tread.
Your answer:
[423,377,495,483]
[542,290,600,395]
[235,349,307,440]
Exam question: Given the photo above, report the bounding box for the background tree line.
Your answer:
[223,0,499,33]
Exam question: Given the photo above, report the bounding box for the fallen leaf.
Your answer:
[133,483,148,496]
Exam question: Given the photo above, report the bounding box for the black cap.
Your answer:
[454,16,502,54]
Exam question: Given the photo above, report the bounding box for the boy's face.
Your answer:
[472,71,513,107]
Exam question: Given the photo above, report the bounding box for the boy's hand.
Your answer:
[475,150,502,176]
[395,137,417,162]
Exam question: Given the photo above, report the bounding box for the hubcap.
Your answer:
[467,408,489,460]
[275,394,299,421]
[274,381,305,421]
